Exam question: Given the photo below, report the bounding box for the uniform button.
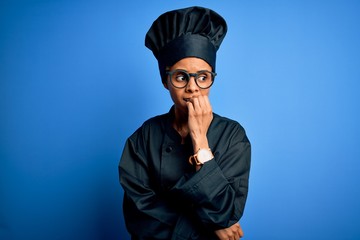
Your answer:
[165,146,173,153]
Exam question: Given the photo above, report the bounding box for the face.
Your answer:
[163,57,212,114]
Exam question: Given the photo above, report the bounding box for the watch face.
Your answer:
[198,149,207,158]
[189,149,213,165]
[197,149,213,163]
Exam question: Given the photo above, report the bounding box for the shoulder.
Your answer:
[129,112,169,140]
[211,113,249,142]
[142,112,169,130]
[212,113,245,132]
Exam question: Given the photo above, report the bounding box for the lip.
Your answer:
[183,95,200,102]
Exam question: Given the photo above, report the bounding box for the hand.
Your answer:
[186,95,213,152]
[214,222,244,240]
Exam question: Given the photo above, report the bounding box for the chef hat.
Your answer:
[145,6,228,83]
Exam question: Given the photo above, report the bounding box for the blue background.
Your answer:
[1,0,360,239]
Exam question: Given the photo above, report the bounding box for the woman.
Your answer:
[119,6,251,240]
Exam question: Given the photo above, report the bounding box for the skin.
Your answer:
[163,57,244,240]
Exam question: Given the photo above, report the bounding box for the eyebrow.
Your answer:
[171,69,211,73]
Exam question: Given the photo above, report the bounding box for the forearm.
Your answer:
[170,135,251,229]
[170,160,245,228]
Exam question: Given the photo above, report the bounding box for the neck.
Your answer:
[173,107,189,140]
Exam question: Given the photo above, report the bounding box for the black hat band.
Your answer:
[158,34,216,83]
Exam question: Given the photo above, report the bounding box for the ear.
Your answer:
[163,81,169,90]
[163,68,170,90]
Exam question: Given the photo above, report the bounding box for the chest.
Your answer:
[148,136,194,192]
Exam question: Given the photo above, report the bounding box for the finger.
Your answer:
[235,230,241,239]
[194,95,208,115]
[186,100,195,115]
[238,227,244,238]
[191,97,201,112]
[200,95,212,114]
[197,96,206,112]
[201,94,210,106]
[230,233,237,240]
[232,227,241,240]
[235,224,243,238]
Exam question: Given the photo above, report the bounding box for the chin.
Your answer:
[174,104,188,114]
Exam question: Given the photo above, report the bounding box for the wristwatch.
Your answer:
[189,148,214,165]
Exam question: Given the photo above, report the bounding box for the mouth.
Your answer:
[183,95,199,102]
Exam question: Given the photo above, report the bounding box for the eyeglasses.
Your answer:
[166,69,216,89]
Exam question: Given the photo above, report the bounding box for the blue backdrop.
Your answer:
[1,0,360,239]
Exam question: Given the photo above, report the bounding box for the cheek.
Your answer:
[169,92,176,103]
[201,89,210,96]
[167,89,178,101]
[168,89,185,104]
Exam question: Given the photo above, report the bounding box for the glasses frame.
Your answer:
[166,69,217,89]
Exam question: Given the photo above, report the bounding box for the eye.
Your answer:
[196,73,209,82]
[174,72,188,82]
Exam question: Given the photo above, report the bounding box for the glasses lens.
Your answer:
[170,70,189,88]
[196,71,214,89]
[168,70,215,89]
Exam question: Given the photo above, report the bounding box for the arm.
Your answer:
[119,129,178,239]
[170,136,250,228]
[172,95,251,232]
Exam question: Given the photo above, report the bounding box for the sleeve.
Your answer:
[169,123,251,230]
[119,128,178,239]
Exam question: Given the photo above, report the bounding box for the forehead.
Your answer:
[170,57,212,71]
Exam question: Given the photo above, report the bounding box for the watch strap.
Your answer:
[188,148,213,165]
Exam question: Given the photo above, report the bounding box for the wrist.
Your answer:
[189,148,214,166]
[192,137,209,153]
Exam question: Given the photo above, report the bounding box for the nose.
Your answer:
[185,76,199,92]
